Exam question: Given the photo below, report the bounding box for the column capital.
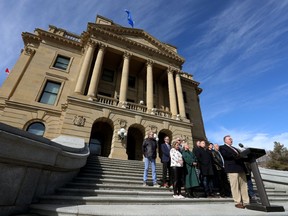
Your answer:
[87,39,97,47]
[146,59,154,67]
[96,42,107,52]
[123,51,132,59]
[167,66,181,74]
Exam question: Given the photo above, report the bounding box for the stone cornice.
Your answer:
[87,23,185,65]
[34,28,83,49]
[5,100,62,116]
[22,32,41,45]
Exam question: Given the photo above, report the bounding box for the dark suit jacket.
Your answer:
[161,143,171,163]
[219,144,247,173]
[195,147,214,175]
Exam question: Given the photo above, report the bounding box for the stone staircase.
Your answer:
[23,156,288,215]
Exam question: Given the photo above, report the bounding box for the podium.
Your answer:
[240,147,285,212]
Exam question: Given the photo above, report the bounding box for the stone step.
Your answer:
[21,155,288,216]
[83,163,162,173]
[27,202,288,216]
[37,195,233,205]
[79,168,162,178]
[80,168,163,177]
[55,188,172,197]
[65,182,170,191]
[78,172,162,181]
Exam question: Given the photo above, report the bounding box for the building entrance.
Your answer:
[126,124,145,161]
[89,120,113,157]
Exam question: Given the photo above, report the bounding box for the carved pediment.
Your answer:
[125,36,160,50]
[87,23,185,64]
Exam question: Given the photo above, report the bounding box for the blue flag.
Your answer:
[125,9,135,28]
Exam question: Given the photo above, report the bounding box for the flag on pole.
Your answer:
[125,9,135,28]
[5,68,10,74]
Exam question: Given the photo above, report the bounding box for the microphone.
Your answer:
[238,143,244,148]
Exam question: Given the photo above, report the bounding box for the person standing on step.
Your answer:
[170,139,185,198]
[182,141,200,198]
[161,136,172,188]
[142,131,160,187]
[196,140,215,198]
[211,143,231,198]
[219,135,249,209]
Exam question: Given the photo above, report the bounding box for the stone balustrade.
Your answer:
[0,123,89,216]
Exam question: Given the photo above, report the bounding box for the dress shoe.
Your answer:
[235,203,245,209]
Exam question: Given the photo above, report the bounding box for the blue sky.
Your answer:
[1,0,288,150]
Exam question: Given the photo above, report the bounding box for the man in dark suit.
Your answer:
[160,136,172,187]
[219,135,249,209]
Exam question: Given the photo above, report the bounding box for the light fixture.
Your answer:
[139,100,144,105]
[154,133,159,142]
[118,127,127,140]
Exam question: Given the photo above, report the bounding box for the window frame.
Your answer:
[50,53,72,72]
[26,121,46,136]
[101,68,115,83]
[37,79,62,106]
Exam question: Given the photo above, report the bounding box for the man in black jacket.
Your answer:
[142,131,159,187]
[220,135,249,209]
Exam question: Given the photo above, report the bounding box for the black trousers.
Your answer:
[172,166,183,195]
[162,161,172,185]
[215,169,231,196]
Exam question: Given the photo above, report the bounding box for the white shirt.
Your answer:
[170,148,183,167]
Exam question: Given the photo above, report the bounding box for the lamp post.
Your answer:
[118,128,127,140]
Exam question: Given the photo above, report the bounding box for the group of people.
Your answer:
[142,131,255,209]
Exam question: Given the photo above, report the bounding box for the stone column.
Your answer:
[87,44,106,99]
[175,72,186,118]
[118,52,131,107]
[75,41,95,94]
[167,68,178,117]
[146,60,154,113]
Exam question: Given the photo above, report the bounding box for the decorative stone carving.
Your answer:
[61,102,68,111]
[123,51,132,59]
[149,125,157,133]
[73,115,86,127]
[146,59,154,66]
[118,119,127,128]
[24,47,35,56]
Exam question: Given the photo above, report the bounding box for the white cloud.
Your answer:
[207,127,288,151]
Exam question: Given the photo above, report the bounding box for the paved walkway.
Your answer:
[31,202,288,216]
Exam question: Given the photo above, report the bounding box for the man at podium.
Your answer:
[219,135,250,209]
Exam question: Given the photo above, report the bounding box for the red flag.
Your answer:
[5,68,10,74]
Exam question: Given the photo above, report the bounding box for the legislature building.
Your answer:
[0,15,206,160]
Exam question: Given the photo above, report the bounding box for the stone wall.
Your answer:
[0,123,89,216]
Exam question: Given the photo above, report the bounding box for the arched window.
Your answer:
[26,122,45,136]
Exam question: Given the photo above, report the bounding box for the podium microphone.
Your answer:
[238,143,244,148]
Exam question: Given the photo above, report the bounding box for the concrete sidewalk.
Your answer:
[31,202,288,216]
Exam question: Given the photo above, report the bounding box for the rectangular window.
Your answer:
[98,91,112,97]
[127,98,135,103]
[101,68,114,82]
[53,55,70,70]
[39,81,61,105]
[128,76,136,88]
[183,91,187,103]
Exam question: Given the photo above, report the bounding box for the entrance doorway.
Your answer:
[126,124,145,161]
[89,119,113,157]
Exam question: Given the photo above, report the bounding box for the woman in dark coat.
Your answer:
[182,141,200,198]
